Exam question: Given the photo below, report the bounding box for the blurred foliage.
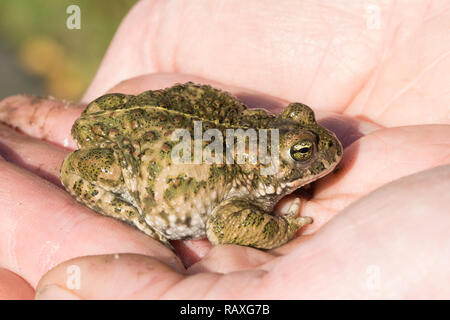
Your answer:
[0,0,137,100]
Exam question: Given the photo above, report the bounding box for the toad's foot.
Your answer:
[206,198,312,250]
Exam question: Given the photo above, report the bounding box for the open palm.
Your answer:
[0,0,449,299]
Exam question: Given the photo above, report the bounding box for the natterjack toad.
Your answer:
[61,83,342,249]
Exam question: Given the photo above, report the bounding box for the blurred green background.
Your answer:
[0,0,137,101]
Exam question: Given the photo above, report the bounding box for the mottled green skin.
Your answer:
[60,82,342,249]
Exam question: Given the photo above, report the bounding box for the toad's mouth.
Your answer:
[286,163,338,190]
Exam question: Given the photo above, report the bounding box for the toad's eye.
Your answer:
[290,140,314,161]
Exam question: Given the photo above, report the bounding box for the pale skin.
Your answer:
[0,0,449,299]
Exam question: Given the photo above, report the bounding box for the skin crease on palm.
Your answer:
[0,0,449,299]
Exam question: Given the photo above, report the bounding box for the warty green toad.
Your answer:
[60,82,342,250]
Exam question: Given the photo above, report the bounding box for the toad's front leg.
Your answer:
[206,198,312,249]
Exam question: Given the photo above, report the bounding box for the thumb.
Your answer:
[35,254,185,300]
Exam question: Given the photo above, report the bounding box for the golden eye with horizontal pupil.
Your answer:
[290,140,314,161]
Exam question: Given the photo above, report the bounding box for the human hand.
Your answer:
[0,0,449,299]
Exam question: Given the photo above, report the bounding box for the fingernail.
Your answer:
[278,197,301,216]
[35,285,81,300]
[287,198,301,215]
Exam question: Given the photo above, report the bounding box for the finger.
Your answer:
[0,124,68,185]
[171,239,213,267]
[85,0,440,112]
[0,95,82,149]
[35,252,268,299]
[35,254,185,300]
[0,159,183,288]
[316,112,382,148]
[301,124,450,233]
[186,245,275,274]
[0,268,34,300]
